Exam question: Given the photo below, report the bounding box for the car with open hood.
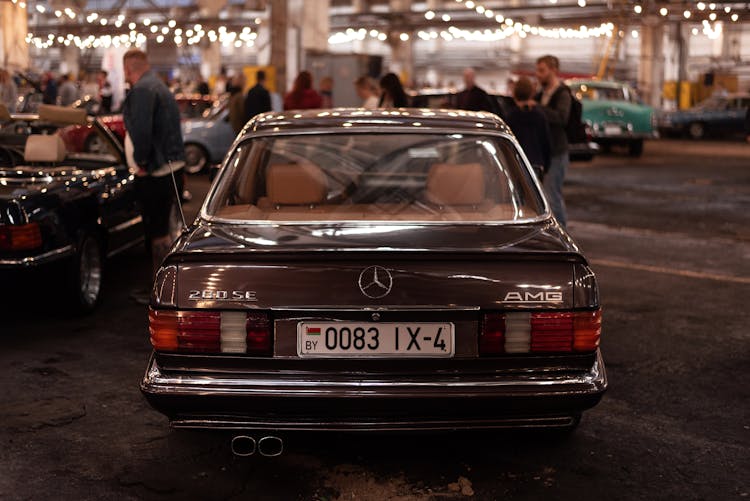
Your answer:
[141,109,606,444]
[568,79,656,157]
[0,104,147,311]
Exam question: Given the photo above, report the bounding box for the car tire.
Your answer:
[688,122,706,140]
[184,143,209,174]
[66,233,103,313]
[84,133,104,153]
[628,139,644,157]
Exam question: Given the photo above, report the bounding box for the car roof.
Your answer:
[567,79,628,89]
[242,108,511,136]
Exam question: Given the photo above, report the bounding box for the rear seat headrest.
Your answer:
[426,163,485,206]
[24,134,67,163]
[266,163,328,205]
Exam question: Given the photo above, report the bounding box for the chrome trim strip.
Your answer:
[141,350,606,398]
[106,236,145,258]
[170,416,578,432]
[108,215,143,234]
[0,245,74,267]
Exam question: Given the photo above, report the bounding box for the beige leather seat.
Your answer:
[426,163,486,207]
[24,135,67,164]
[264,163,328,207]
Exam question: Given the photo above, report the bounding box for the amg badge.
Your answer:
[504,291,563,303]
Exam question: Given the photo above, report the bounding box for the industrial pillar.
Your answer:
[60,45,80,78]
[200,43,222,82]
[388,0,414,84]
[0,2,29,71]
[637,19,665,108]
[675,22,689,109]
[270,0,288,94]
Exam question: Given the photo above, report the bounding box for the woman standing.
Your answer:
[378,73,409,108]
[283,71,323,110]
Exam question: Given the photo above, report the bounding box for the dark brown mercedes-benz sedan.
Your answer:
[141,108,606,434]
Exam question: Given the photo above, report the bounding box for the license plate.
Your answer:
[297,322,454,358]
[604,125,621,135]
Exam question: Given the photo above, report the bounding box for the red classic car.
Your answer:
[59,94,219,154]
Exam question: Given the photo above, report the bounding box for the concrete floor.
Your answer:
[1,139,748,500]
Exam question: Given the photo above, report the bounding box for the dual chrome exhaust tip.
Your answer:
[230,435,284,457]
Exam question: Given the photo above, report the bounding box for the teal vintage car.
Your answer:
[567,79,656,157]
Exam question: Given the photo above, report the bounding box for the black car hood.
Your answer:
[173,219,580,255]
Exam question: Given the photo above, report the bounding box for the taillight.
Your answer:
[0,223,42,251]
[149,309,272,355]
[480,309,601,355]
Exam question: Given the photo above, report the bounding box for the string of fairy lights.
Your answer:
[11,0,261,50]
[328,0,747,44]
[7,0,750,50]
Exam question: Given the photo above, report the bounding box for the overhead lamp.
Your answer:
[465,1,474,9]
[725,6,731,13]
[659,7,668,16]
[35,5,45,13]
[634,5,642,14]
[731,13,739,22]
[578,0,586,7]
[168,20,176,28]
[144,18,151,26]
[442,14,451,22]
[425,10,435,20]
[709,12,717,21]
[399,33,410,41]
[697,2,706,10]
[683,10,691,19]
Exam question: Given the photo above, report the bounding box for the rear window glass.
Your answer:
[205,133,545,223]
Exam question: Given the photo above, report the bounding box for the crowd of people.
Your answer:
[2,53,573,290]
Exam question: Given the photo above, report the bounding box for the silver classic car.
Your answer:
[141,109,606,450]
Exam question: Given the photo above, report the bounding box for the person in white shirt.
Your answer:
[354,75,379,110]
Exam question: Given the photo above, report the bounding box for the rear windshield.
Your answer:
[205,133,545,223]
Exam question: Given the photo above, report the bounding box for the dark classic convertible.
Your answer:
[141,109,606,452]
[0,104,145,311]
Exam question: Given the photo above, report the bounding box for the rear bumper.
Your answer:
[141,350,607,431]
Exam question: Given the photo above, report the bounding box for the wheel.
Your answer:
[688,122,706,140]
[84,133,105,153]
[184,143,208,174]
[628,139,644,157]
[66,233,103,313]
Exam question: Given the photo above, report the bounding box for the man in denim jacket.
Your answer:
[122,49,185,288]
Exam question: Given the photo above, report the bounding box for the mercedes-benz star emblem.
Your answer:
[358,266,393,299]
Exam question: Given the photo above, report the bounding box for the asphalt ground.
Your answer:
[1,139,748,500]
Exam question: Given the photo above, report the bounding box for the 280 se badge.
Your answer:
[188,290,258,301]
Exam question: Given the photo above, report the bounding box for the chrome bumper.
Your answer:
[141,351,607,431]
[0,245,74,267]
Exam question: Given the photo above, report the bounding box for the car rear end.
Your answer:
[140,111,607,432]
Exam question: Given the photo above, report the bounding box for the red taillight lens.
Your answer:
[246,312,272,354]
[531,312,575,352]
[479,313,505,355]
[149,309,272,355]
[0,223,42,251]
[480,309,601,355]
[178,311,221,352]
[573,310,602,351]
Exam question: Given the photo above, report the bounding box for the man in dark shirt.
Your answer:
[506,76,551,179]
[534,55,571,227]
[455,67,498,114]
[244,70,272,122]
